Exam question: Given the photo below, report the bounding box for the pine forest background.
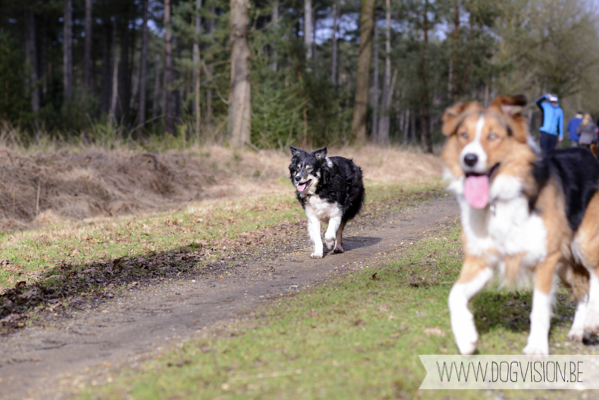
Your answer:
[1,0,599,152]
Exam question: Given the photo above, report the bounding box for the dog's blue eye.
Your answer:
[461,132,469,139]
[488,133,498,140]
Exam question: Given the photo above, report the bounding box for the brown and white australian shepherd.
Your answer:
[441,95,599,355]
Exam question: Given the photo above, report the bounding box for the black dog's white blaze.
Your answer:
[289,146,365,258]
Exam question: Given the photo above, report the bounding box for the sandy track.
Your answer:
[0,197,458,400]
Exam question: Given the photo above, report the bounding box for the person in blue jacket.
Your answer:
[535,93,564,152]
[567,111,584,147]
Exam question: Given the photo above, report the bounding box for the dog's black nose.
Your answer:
[294,175,301,182]
[464,153,478,167]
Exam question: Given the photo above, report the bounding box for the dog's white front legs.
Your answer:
[583,270,599,336]
[325,215,342,251]
[568,295,588,342]
[449,265,493,355]
[523,288,552,355]
[307,213,323,258]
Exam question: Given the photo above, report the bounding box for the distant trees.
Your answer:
[0,0,598,149]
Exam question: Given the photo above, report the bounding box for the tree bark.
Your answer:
[206,4,216,133]
[371,22,379,144]
[84,0,92,89]
[304,0,313,61]
[229,0,251,148]
[377,0,392,146]
[109,21,119,123]
[193,0,202,137]
[271,0,279,71]
[117,11,131,122]
[331,1,338,85]
[101,18,114,113]
[351,0,375,145]
[25,7,39,113]
[63,0,73,103]
[419,0,432,153]
[135,0,149,127]
[164,0,175,134]
[153,53,162,118]
[452,0,459,102]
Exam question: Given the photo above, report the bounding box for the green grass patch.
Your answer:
[81,222,592,400]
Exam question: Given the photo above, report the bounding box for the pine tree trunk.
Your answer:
[193,0,202,137]
[83,0,92,89]
[109,22,119,124]
[304,0,313,61]
[137,0,149,127]
[331,1,338,85]
[206,5,215,133]
[377,0,392,146]
[452,0,459,102]
[175,39,182,119]
[25,7,39,113]
[117,11,131,122]
[164,0,175,134]
[63,0,73,103]
[271,0,279,71]
[352,0,375,145]
[101,19,113,114]
[229,0,251,148]
[371,22,379,144]
[419,0,432,153]
[153,53,162,118]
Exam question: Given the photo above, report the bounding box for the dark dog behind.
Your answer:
[289,146,365,258]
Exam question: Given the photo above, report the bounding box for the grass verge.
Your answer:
[80,220,593,400]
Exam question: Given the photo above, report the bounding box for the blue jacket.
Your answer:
[567,116,583,141]
[536,95,563,138]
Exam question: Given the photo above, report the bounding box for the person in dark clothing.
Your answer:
[536,93,564,152]
[567,111,583,147]
[576,113,597,151]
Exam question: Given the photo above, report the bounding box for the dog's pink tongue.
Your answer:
[297,183,306,192]
[464,175,490,209]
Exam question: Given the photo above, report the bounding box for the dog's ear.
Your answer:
[312,147,327,161]
[440,101,482,136]
[489,94,527,117]
[489,95,529,143]
[289,146,305,157]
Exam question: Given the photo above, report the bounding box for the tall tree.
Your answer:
[25,6,39,114]
[164,0,175,134]
[83,0,92,89]
[63,0,73,103]
[271,0,279,71]
[371,21,379,142]
[331,0,338,85]
[229,0,251,147]
[419,0,432,153]
[137,0,149,127]
[377,0,392,145]
[351,0,376,145]
[193,0,202,136]
[304,0,313,61]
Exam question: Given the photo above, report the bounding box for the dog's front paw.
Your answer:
[568,327,585,342]
[455,329,478,355]
[333,244,344,253]
[324,235,335,250]
[584,310,599,336]
[523,341,549,356]
[310,252,323,259]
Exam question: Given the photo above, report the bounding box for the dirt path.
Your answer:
[0,197,459,400]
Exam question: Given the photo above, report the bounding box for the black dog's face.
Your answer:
[289,146,328,195]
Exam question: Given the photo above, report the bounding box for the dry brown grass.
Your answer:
[0,145,442,231]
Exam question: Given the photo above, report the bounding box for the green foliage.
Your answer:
[0,31,27,124]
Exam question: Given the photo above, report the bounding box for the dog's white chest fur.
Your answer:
[450,173,547,268]
[305,195,342,222]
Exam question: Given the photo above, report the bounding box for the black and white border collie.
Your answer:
[289,146,365,258]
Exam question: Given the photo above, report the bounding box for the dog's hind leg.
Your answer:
[449,254,493,355]
[334,220,347,253]
[325,213,343,251]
